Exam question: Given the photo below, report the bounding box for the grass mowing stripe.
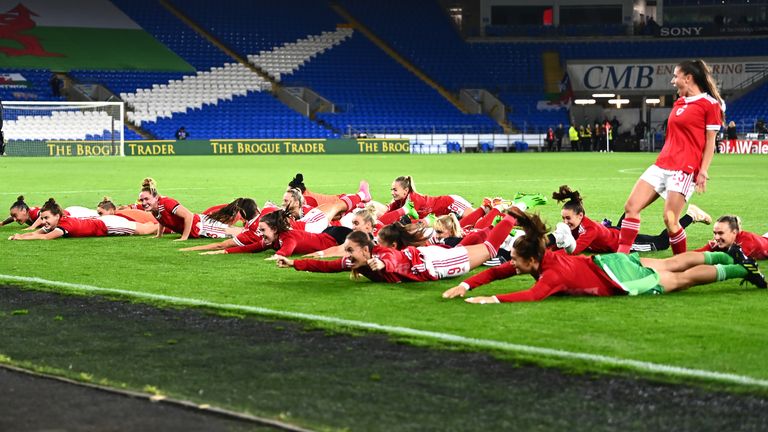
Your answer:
[3,273,768,390]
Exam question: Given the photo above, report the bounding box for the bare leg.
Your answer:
[304,189,344,206]
[663,191,687,234]
[135,222,160,235]
[623,178,658,219]
[640,251,706,273]
[657,265,718,293]
[464,244,491,269]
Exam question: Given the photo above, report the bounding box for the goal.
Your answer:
[1,101,125,157]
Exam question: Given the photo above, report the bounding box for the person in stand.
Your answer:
[726,121,738,140]
[8,198,157,240]
[582,124,593,152]
[695,215,768,260]
[545,127,555,152]
[554,123,565,152]
[175,127,188,140]
[593,122,603,151]
[568,124,579,151]
[617,59,724,255]
[441,211,766,303]
[0,97,5,156]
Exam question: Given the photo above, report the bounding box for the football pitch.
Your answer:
[1,152,768,427]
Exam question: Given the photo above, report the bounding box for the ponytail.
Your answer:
[510,209,548,262]
[98,196,116,212]
[394,175,416,193]
[208,198,260,224]
[377,222,430,249]
[259,209,292,234]
[353,205,377,226]
[141,177,158,196]
[552,185,585,215]
[10,195,29,211]
[41,197,63,216]
[678,59,725,120]
[717,215,742,232]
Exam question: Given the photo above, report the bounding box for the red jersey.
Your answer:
[495,251,623,302]
[154,196,201,237]
[387,191,456,218]
[571,216,619,254]
[28,207,41,224]
[292,245,435,283]
[225,229,338,256]
[695,231,768,260]
[50,216,108,237]
[656,93,723,174]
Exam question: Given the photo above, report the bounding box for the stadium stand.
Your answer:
[2,0,768,142]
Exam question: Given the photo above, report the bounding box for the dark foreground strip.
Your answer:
[0,362,312,432]
[2,285,768,432]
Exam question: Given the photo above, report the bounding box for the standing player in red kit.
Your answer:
[138,178,241,241]
[8,198,157,240]
[617,59,724,255]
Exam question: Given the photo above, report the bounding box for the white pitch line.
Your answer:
[2,273,768,389]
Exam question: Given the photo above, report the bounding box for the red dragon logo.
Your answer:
[0,4,63,57]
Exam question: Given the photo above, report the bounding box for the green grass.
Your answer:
[1,153,767,384]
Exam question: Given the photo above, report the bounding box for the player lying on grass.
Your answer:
[97,196,160,225]
[179,198,266,252]
[274,213,517,283]
[442,210,766,304]
[694,215,768,260]
[182,185,371,253]
[199,210,354,259]
[139,177,243,241]
[1,195,99,230]
[378,175,474,225]
[7,198,158,240]
[551,185,711,254]
[302,206,381,258]
[288,173,389,216]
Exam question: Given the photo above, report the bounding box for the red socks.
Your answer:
[617,217,640,253]
[483,216,516,258]
[669,228,687,255]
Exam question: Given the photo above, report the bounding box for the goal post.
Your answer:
[0,101,125,157]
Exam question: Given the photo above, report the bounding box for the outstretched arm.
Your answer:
[174,205,195,241]
[9,229,63,240]
[442,262,518,299]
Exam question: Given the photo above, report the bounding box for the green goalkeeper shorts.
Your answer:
[592,253,664,296]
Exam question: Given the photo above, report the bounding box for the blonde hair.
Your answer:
[435,214,462,237]
[141,177,158,196]
[353,205,377,226]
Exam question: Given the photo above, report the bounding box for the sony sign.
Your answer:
[659,26,704,37]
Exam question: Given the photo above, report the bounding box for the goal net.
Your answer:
[1,101,124,157]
